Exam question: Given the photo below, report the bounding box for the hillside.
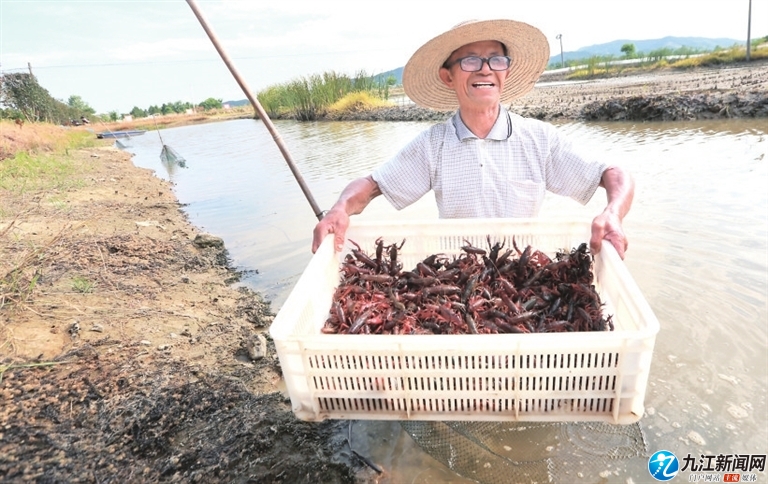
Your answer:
[351,37,744,85]
[549,35,744,65]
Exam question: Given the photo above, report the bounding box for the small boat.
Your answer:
[97,130,146,139]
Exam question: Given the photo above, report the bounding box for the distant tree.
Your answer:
[67,95,96,116]
[130,106,147,118]
[648,47,674,61]
[159,100,192,114]
[147,105,161,115]
[673,46,701,56]
[750,35,768,48]
[620,43,636,58]
[0,73,64,123]
[108,110,119,122]
[171,100,191,113]
[199,97,223,111]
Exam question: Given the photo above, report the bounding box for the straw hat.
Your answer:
[403,19,550,111]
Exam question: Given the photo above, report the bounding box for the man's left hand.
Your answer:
[590,210,628,259]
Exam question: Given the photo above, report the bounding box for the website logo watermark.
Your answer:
[649,450,680,481]
[647,451,766,482]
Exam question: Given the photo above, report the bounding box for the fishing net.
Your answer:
[400,420,647,483]
[160,145,187,168]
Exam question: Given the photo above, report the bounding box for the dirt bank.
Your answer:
[514,59,768,121]
[0,146,363,483]
[326,60,768,122]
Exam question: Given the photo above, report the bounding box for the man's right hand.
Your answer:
[312,207,350,253]
[311,175,383,253]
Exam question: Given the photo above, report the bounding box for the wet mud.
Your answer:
[1,345,355,483]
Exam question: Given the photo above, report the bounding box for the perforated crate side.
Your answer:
[271,219,659,424]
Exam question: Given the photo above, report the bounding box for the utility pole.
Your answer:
[746,0,752,61]
[556,34,564,69]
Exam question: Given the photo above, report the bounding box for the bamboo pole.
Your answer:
[746,0,752,62]
[185,0,324,221]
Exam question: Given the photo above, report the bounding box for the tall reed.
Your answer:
[257,70,392,121]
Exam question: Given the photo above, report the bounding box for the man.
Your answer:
[312,19,634,259]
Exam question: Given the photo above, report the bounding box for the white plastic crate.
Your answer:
[270,218,659,424]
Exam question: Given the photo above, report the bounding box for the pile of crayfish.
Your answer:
[322,237,613,335]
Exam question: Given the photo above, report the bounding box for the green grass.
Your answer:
[0,129,96,194]
[0,151,83,193]
[0,264,40,311]
[59,130,99,152]
[72,275,94,293]
[1,226,67,313]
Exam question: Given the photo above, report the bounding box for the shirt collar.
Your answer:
[451,105,510,141]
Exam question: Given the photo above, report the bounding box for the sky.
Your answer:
[1,0,764,114]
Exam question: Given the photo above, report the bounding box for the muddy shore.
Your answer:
[1,61,767,483]
[0,147,360,483]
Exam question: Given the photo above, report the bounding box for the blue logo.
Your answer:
[648,450,680,481]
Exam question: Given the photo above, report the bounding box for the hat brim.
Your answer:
[403,19,550,111]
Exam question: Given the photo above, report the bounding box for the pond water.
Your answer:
[125,115,767,483]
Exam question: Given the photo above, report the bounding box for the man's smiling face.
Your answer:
[439,40,510,111]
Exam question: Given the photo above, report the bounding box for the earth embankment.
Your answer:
[326,60,768,122]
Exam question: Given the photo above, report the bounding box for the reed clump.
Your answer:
[257,70,394,121]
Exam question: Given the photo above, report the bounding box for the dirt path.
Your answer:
[0,145,361,483]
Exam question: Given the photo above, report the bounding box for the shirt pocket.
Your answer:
[506,179,546,217]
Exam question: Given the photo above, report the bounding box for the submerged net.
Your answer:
[400,420,647,483]
[160,145,186,168]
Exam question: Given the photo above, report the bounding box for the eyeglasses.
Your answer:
[443,55,511,72]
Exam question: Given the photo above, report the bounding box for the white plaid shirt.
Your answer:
[372,107,607,218]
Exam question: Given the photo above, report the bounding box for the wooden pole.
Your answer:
[746,0,752,62]
[185,0,325,221]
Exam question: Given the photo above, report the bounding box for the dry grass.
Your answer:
[0,120,88,161]
[0,219,70,313]
[326,91,392,115]
[0,121,94,318]
[673,44,768,67]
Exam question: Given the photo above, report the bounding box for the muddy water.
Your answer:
[127,117,767,482]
